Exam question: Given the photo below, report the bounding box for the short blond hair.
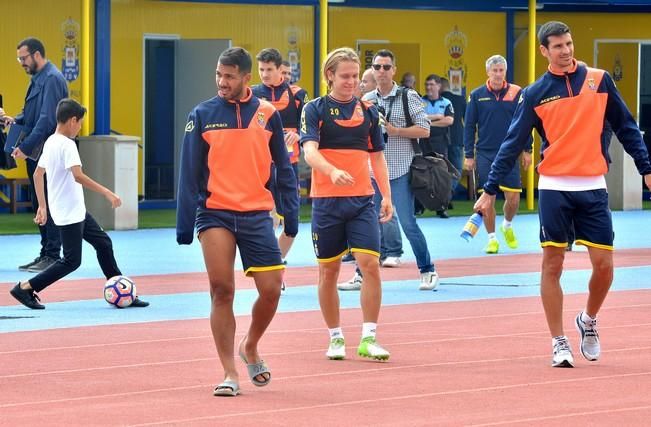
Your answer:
[322,47,361,90]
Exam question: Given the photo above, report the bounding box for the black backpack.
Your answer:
[400,89,460,211]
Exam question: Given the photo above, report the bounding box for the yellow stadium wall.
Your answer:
[4,5,650,196]
[0,0,92,180]
[513,12,650,116]
[595,42,639,116]
[329,7,507,97]
[111,0,314,195]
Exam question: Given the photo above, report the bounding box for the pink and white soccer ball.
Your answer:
[103,275,136,308]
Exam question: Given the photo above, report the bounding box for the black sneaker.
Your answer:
[18,257,41,272]
[26,256,59,273]
[130,297,150,308]
[436,210,449,219]
[10,283,45,309]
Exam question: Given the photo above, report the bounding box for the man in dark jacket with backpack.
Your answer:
[1,38,68,272]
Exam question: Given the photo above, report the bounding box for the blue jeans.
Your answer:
[372,180,403,258]
[390,173,434,273]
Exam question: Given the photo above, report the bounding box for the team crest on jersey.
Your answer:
[587,78,596,91]
[185,120,195,132]
[257,112,266,126]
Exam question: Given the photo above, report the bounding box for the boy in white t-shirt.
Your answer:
[9,99,149,309]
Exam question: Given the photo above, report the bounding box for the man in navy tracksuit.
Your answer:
[176,47,298,396]
[252,48,308,290]
[475,22,651,368]
[464,55,532,254]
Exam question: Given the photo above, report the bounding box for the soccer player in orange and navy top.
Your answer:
[252,48,308,278]
[475,22,651,368]
[300,47,394,361]
[176,47,299,396]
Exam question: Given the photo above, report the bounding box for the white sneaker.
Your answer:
[419,271,440,291]
[575,312,600,361]
[551,336,575,368]
[337,272,362,291]
[381,256,402,268]
[326,338,346,360]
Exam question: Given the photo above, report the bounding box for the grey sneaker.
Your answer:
[337,272,362,291]
[551,336,574,368]
[419,271,440,291]
[575,312,600,361]
[19,257,41,272]
[381,256,402,268]
[26,256,59,273]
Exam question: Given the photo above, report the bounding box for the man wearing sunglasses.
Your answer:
[1,38,68,273]
[363,49,440,291]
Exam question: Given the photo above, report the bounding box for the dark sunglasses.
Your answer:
[372,64,393,71]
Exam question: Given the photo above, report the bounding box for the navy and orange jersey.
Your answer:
[484,60,651,195]
[464,80,529,159]
[251,82,308,164]
[176,88,299,244]
[299,95,384,198]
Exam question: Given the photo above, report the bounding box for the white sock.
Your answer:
[329,327,344,340]
[581,311,595,323]
[503,219,512,229]
[362,322,377,339]
[487,232,496,240]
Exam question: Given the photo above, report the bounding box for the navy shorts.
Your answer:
[477,152,521,193]
[311,196,380,262]
[538,189,613,250]
[196,209,283,276]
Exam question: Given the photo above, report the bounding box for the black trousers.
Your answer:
[29,212,121,293]
[26,158,61,259]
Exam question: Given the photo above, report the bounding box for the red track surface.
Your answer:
[1,290,651,425]
[2,249,651,425]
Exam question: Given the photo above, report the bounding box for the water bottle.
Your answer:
[460,212,483,242]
